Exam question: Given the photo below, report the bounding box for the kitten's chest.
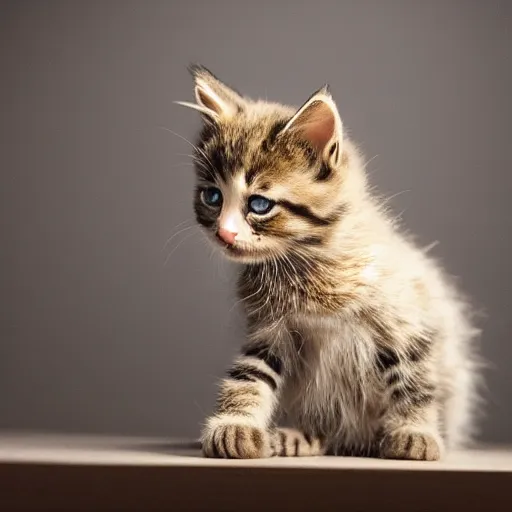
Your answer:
[287,313,377,373]
[281,314,383,440]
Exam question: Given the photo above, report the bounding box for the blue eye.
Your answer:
[248,195,274,215]
[202,187,222,207]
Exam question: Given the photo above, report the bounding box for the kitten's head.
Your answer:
[177,65,364,264]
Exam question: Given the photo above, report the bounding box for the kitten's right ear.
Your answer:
[175,65,244,122]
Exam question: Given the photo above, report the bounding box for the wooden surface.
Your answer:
[1,431,511,511]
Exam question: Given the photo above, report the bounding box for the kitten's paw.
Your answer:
[380,429,442,461]
[201,418,272,459]
[272,428,326,457]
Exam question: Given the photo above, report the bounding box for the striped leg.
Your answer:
[376,343,443,461]
[201,342,284,459]
[271,428,326,457]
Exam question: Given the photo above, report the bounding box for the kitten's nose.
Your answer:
[217,227,237,245]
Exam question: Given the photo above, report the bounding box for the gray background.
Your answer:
[1,0,511,443]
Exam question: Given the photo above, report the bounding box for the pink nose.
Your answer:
[217,227,237,245]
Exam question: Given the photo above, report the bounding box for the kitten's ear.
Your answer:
[282,86,343,164]
[175,65,244,121]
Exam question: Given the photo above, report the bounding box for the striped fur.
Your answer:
[179,66,482,460]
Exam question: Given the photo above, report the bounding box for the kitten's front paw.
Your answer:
[380,429,442,461]
[201,418,272,459]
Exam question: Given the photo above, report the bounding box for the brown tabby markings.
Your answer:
[380,430,441,461]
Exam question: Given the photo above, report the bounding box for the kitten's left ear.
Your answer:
[175,65,245,122]
[282,86,343,165]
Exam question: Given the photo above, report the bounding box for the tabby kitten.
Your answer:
[177,65,481,460]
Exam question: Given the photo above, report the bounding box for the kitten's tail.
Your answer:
[271,428,326,457]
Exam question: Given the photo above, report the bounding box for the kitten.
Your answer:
[177,65,482,460]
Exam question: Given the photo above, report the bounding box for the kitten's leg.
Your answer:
[201,342,284,459]
[377,343,443,461]
[271,428,326,457]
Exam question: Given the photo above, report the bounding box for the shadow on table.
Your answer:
[123,440,204,458]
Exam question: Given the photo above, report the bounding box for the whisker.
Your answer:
[362,154,379,170]
[159,126,216,173]
[377,189,411,213]
[229,269,266,313]
[165,217,193,234]
[169,162,196,169]
[164,228,200,267]
[162,222,196,251]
